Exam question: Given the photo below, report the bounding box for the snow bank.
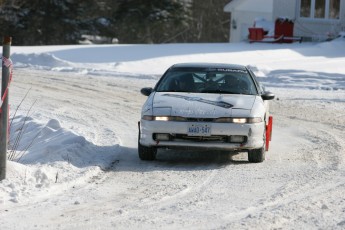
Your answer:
[1,116,119,204]
[9,115,118,167]
[10,40,345,90]
[12,53,72,69]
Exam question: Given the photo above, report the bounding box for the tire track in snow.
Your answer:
[5,70,345,229]
[221,180,345,229]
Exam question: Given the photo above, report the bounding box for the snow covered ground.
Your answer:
[0,38,345,229]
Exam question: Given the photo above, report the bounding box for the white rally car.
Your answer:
[138,63,274,163]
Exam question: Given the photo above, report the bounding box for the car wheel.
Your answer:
[248,146,265,163]
[248,125,267,163]
[138,133,157,161]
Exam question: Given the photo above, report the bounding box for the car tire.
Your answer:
[248,126,267,163]
[138,134,157,161]
[248,147,265,163]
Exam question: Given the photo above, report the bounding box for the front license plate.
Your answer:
[187,124,211,136]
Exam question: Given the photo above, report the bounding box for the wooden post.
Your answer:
[0,36,12,181]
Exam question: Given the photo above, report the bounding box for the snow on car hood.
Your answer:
[152,92,256,118]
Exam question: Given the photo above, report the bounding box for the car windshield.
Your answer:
[156,68,258,95]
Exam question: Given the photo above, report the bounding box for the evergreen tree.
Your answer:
[0,0,110,45]
[0,0,229,45]
[114,0,191,43]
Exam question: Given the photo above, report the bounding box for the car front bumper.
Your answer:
[139,119,265,151]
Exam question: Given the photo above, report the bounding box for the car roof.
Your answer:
[170,63,247,70]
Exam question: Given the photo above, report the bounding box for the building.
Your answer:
[273,0,345,41]
[224,0,345,42]
[224,0,274,43]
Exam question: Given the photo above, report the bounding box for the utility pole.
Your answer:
[0,36,12,181]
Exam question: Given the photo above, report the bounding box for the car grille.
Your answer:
[153,133,247,144]
[173,134,228,142]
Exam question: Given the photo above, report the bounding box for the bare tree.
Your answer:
[187,0,229,42]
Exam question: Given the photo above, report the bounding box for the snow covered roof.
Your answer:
[224,0,273,13]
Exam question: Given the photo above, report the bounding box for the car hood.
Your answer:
[152,92,256,118]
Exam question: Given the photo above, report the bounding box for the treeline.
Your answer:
[0,0,229,45]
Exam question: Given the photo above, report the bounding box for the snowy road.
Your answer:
[1,69,345,229]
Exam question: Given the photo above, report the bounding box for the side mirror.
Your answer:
[140,87,153,96]
[261,91,275,100]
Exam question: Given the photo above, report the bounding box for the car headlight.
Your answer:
[154,116,169,121]
[247,117,262,123]
[142,115,154,121]
[232,118,247,124]
[215,117,262,123]
[142,116,187,121]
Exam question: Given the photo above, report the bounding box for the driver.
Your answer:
[224,75,249,94]
[178,74,195,92]
[205,72,218,89]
